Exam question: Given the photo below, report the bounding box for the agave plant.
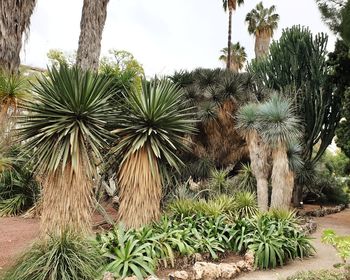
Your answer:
[258,95,300,209]
[112,79,196,228]
[18,65,114,235]
[236,103,270,211]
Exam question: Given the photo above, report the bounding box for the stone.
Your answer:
[218,263,239,279]
[243,251,255,269]
[193,262,220,280]
[193,253,204,262]
[235,260,249,272]
[124,276,138,280]
[103,272,115,280]
[169,270,189,280]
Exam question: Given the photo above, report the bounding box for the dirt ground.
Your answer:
[0,207,349,278]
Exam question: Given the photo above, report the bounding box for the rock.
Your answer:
[146,276,160,280]
[169,270,189,280]
[218,263,239,279]
[103,272,115,280]
[193,253,203,262]
[124,276,138,280]
[243,251,255,269]
[193,262,220,280]
[235,260,249,272]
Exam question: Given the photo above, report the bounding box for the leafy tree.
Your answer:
[249,26,341,205]
[222,0,245,69]
[219,42,247,72]
[245,2,279,58]
[315,0,345,33]
[337,89,350,159]
[0,0,37,73]
[340,0,350,45]
[19,65,114,235]
[47,49,76,67]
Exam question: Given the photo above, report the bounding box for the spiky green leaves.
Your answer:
[18,65,115,175]
[236,95,300,148]
[112,80,196,171]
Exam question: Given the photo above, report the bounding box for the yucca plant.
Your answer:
[3,233,103,280]
[235,163,257,192]
[234,191,258,218]
[258,95,300,209]
[236,103,270,211]
[112,79,196,228]
[18,64,114,235]
[209,168,231,195]
[0,72,30,143]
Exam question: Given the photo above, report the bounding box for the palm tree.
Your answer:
[76,0,110,71]
[222,0,245,69]
[18,65,114,235]
[0,0,37,73]
[113,80,196,228]
[219,42,247,72]
[236,103,270,211]
[245,2,279,58]
[259,95,300,209]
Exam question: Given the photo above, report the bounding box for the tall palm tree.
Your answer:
[219,42,247,72]
[236,103,270,211]
[0,0,37,73]
[113,80,196,228]
[76,0,110,72]
[245,2,279,58]
[18,65,114,236]
[222,0,245,69]
[259,95,300,209]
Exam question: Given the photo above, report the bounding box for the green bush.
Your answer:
[3,233,103,280]
[98,206,314,277]
[322,229,350,263]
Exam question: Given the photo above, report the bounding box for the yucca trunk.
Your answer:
[0,0,36,73]
[254,33,271,59]
[270,146,293,209]
[247,132,269,211]
[76,0,109,72]
[40,162,93,236]
[117,147,162,228]
[226,8,233,69]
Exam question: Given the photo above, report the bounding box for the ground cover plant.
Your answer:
[97,197,314,279]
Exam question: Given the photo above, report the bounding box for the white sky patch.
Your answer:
[21,0,337,76]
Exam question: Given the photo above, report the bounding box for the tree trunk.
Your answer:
[76,0,109,72]
[292,183,303,207]
[226,9,233,69]
[40,163,93,236]
[270,147,293,209]
[248,132,270,211]
[0,0,37,73]
[254,34,271,59]
[117,147,162,228]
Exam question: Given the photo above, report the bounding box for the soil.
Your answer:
[0,205,349,279]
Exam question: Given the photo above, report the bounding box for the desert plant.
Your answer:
[258,95,300,209]
[236,103,270,211]
[112,79,195,228]
[234,191,258,218]
[219,42,247,72]
[208,168,231,195]
[3,233,103,280]
[99,226,155,279]
[18,64,114,235]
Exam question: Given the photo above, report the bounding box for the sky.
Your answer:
[21,0,337,76]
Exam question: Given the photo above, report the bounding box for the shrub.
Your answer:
[322,229,350,263]
[234,191,258,218]
[3,233,103,280]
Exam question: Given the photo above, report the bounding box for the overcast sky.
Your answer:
[21,0,337,76]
